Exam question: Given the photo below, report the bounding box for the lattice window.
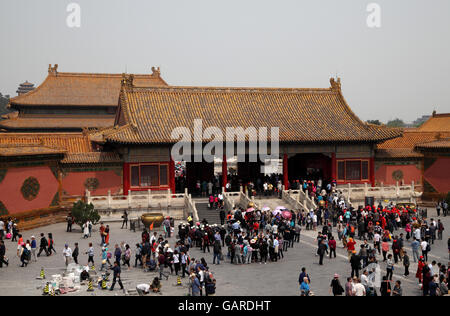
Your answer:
[21,177,40,201]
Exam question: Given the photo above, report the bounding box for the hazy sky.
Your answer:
[1,0,449,122]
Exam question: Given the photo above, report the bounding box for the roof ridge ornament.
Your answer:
[48,64,58,75]
[435,132,442,140]
[330,77,341,92]
[121,73,134,89]
[151,66,161,78]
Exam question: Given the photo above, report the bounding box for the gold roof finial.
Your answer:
[121,73,134,89]
[330,77,341,92]
[48,64,58,75]
[151,66,161,77]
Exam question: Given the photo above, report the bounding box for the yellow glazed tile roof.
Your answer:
[0,116,115,130]
[61,152,122,164]
[376,130,450,158]
[418,113,450,132]
[415,138,450,150]
[0,133,122,163]
[97,78,402,144]
[9,65,168,108]
[0,133,92,153]
[0,144,66,157]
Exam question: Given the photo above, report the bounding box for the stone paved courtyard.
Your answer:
[0,203,448,296]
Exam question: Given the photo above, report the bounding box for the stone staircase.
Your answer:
[195,202,221,225]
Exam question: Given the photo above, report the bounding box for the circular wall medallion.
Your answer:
[392,170,404,181]
[21,177,40,201]
[0,169,7,184]
[84,178,100,191]
[0,201,8,216]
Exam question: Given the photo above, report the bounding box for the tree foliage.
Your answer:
[386,118,405,128]
[71,200,101,229]
[366,120,382,125]
[0,93,10,116]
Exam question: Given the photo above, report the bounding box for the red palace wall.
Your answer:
[375,162,421,186]
[62,170,122,196]
[0,166,59,215]
[424,157,450,193]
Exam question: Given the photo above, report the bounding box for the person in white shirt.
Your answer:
[273,238,280,260]
[150,232,157,245]
[361,270,371,292]
[420,239,429,261]
[431,261,439,277]
[420,240,428,251]
[312,214,318,231]
[272,224,278,235]
[62,244,72,267]
[198,268,205,293]
[83,222,89,239]
[136,283,151,296]
[414,228,421,241]
[0,220,4,238]
[352,277,366,296]
[373,232,381,254]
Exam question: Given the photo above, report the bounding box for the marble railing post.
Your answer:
[148,189,152,208]
[107,190,111,208]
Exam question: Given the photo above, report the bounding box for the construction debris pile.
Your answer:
[39,263,107,296]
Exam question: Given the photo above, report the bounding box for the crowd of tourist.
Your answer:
[1,179,449,297]
[290,180,450,296]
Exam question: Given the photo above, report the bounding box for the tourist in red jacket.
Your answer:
[346,238,356,260]
[328,236,337,258]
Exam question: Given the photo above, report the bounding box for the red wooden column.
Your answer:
[331,152,337,181]
[283,154,289,189]
[222,154,228,191]
[169,158,176,193]
[123,163,130,195]
[370,157,375,187]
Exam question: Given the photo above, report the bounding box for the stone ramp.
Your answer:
[196,202,221,225]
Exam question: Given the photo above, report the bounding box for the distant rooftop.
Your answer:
[16,81,35,96]
[9,64,168,108]
[417,112,450,132]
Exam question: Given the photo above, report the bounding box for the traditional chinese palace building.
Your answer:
[2,64,447,229]
[90,75,400,196]
[375,112,450,200]
[1,64,167,132]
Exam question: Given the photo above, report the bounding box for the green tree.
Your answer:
[71,200,101,229]
[386,118,405,128]
[414,121,426,128]
[0,93,10,116]
[445,192,450,205]
[367,120,382,125]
